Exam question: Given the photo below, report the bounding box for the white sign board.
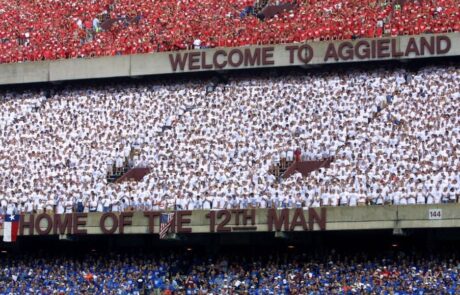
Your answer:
[428,209,442,220]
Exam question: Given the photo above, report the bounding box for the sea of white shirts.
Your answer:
[0,66,459,214]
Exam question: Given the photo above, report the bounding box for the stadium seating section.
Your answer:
[0,0,459,63]
[0,65,459,213]
[0,250,459,293]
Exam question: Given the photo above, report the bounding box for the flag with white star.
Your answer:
[3,215,19,242]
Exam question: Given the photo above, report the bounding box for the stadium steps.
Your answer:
[277,92,397,181]
[106,103,196,184]
[281,157,334,180]
[269,159,295,178]
[254,0,269,15]
[107,166,130,183]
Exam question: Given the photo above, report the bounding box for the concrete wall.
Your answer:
[2,204,460,237]
[0,33,458,85]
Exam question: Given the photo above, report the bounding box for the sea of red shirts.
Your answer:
[0,0,458,64]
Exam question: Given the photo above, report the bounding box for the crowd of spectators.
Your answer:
[0,250,460,294]
[0,0,459,63]
[0,65,459,214]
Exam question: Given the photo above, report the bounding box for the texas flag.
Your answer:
[3,215,19,243]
